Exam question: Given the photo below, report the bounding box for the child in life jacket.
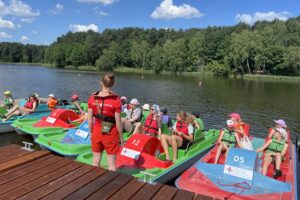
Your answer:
[214,119,242,164]
[256,120,288,179]
[0,91,15,111]
[2,93,38,121]
[160,111,194,161]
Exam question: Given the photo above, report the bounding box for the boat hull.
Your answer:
[176,136,298,200]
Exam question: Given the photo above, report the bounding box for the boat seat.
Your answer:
[161,123,172,135]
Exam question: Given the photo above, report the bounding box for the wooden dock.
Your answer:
[0,144,217,200]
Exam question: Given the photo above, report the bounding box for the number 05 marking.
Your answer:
[233,156,244,163]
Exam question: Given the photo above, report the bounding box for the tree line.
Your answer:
[1,16,300,76]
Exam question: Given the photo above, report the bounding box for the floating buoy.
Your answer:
[199,81,202,86]
[141,75,144,79]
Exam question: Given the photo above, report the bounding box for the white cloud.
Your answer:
[235,11,291,25]
[0,0,40,17]
[0,31,12,38]
[77,0,118,5]
[21,18,35,23]
[0,17,15,29]
[20,35,28,43]
[69,23,99,32]
[48,4,64,15]
[151,0,203,20]
[32,30,37,34]
[16,24,21,28]
[93,7,108,16]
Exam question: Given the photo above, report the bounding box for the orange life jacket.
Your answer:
[47,98,58,109]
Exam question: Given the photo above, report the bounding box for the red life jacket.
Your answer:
[93,92,118,124]
[176,121,189,136]
[144,114,159,135]
[24,100,35,109]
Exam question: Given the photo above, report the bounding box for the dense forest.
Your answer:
[1,16,300,76]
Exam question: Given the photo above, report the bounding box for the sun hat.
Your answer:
[120,96,127,101]
[227,120,235,128]
[4,91,11,96]
[274,119,287,128]
[142,104,150,110]
[229,113,241,121]
[130,98,139,106]
[151,104,160,113]
[48,94,55,98]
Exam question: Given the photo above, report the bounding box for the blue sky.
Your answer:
[0,0,299,45]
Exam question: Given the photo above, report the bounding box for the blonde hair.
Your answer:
[101,72,115,88]
[177,111,188,123]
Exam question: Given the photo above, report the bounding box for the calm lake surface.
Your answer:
[0,64,299,146]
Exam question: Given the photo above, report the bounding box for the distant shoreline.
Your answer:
[1,62,300,82]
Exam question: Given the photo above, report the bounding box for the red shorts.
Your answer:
[91,125,119,155]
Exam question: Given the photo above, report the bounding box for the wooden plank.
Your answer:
[0,156,62,185]
[0,162,84,199]
[18,165,94,200]
[173,189,195,200]
[86,174,133,200]
[0,147,32,164]
[41,167,106,200]
[0,157,72,195]
[0,155,54,177]
[130,183,163,200]
[0,144,21,153]
[109,179,146,200]
[64,171,119,200]
[152,185,178,200]
[0,150,51,173]
[194,194,214,200]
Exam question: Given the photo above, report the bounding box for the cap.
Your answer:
[151,104,160,113]
[130,98,139,106]
[120,96,127,101]
[274,119,287,128]
[30,93,38,98]
[4,91,11,96]
[48,94,55,98]
[72,94,79,100]
[227,120,235,128]
[160,107,168,115]
[142,104,150,110]
[229,113,241,120]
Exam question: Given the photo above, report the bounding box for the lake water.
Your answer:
[1,64,299,141]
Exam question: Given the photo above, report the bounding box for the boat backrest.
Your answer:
[195,118,205,131]
[161,123,172,135]
[80,103,88,112]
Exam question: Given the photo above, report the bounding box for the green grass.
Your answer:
[232,74,300,82]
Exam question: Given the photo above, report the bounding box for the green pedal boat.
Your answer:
[35,120,134,158]
[11,108,82,138]
[76,120,220,184]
